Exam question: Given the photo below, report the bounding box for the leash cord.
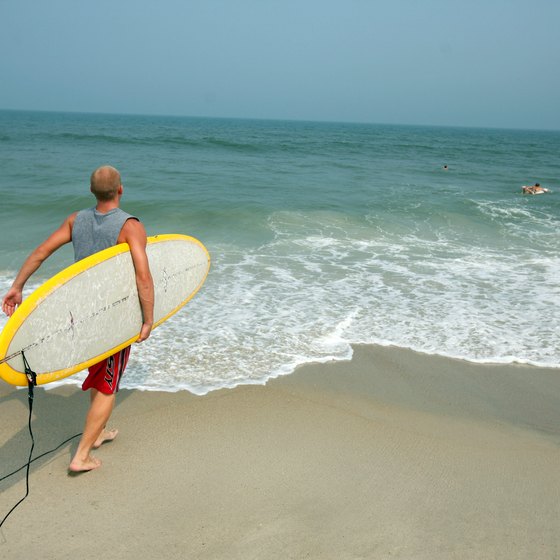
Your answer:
[0,432,83,484]
[0,352,81,529]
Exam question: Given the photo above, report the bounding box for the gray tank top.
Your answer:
[72,207,138,262]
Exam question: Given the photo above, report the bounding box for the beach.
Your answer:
[1,344,559,559]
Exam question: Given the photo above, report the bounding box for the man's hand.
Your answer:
[136,321,153,343]
[2,287,23,317]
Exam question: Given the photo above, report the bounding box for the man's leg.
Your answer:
[69,389,116,472]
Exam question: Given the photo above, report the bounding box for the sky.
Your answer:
[1,0,559,130]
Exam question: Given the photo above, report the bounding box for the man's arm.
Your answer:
[119,219,154,342]
[2,214,75,317]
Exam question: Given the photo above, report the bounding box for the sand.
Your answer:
[1,344,559,559]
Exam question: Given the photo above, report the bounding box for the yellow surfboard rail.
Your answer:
[0,234,210,387]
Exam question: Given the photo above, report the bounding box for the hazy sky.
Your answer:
[1,0,559,129]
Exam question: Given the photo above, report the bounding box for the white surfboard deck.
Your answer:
[0,234,210,386]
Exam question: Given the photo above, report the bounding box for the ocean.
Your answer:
[1,110,559,394]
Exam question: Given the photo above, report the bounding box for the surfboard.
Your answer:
[0,234,210,387]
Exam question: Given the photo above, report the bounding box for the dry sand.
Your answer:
[1,344,560,559]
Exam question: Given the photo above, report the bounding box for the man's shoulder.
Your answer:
[71,208,92,223]
[66,211,80,227]
[122,215,142,228]
[118,216,147,245]
[117,207,139,220]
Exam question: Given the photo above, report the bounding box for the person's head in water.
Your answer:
[90,165,122,201]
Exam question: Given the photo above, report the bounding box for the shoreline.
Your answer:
[1,343,559,558]
[45,342,560,396]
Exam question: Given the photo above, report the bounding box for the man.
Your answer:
[2,166,154,472]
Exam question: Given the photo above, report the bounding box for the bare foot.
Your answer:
[68,455,102,473]
[93,428,119,449]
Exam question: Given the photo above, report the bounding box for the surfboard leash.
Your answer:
[0,353,81,530]
[0,351,36,529]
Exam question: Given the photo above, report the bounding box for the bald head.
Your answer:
[90,166,122,202]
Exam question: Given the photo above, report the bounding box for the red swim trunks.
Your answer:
[82,346,131,395]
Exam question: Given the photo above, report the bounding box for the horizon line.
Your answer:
[0,106,558,134]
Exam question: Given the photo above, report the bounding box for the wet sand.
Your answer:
[1,344,559,559]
